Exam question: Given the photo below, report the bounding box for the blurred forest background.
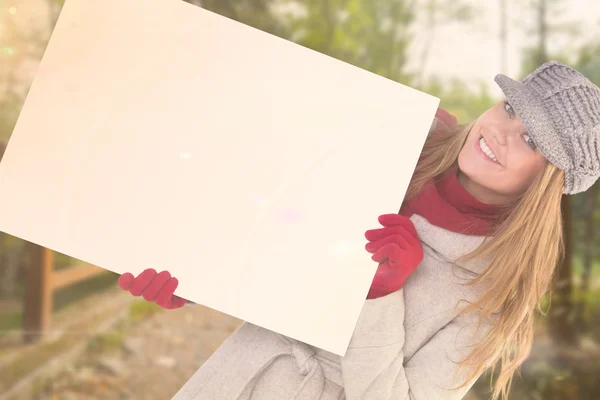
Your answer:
[0,0,599,399]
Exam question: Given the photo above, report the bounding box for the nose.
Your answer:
[491,121,521,146]
[494,130,508,146]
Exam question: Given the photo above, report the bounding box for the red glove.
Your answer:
[118,268,189,309]
[364,214,424,299]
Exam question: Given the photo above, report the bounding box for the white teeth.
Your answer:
[479,138,498,162]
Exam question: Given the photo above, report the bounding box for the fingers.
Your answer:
[118,273,134,290]
[142,271,172,301]
[378,213,409,227]
[169,295,188,309]
[365,225,419,251]
[129,268,157,296]
[365,225,412,243]
[371,242,403,264]
[366,214,420,246]
[119,268,186,310]
[365,234,407,254]
[365,226,397,242]
[156,277,182,309]
[378,214,420,239]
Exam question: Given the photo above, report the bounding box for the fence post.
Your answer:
[23,243,53,343]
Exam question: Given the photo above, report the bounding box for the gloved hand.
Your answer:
[118,268,190,309]
[364,214,424,299]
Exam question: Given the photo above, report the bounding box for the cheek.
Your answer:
[458,129,475,160]
[458,146,545,196]
[509,155,546,188]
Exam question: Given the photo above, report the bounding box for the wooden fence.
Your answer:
[22,242,106,343]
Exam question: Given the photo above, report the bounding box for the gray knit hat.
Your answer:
[494,60,600,194]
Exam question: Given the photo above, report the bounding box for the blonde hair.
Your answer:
[405,121,564,400]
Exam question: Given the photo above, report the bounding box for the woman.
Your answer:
[118,60,600,399]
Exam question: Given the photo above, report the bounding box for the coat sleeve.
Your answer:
[340,289,491,400]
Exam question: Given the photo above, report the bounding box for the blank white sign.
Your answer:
[0,0,439,356]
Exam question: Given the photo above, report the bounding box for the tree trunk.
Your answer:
[536,0,578,347]
[548,196,579,345]
[415,0,437,88]
[538,0,547,63]
[499,0,507,73]
[322,0,337,54]
[575,182,598,330]
[0,239,25,297]
[0,235,5,296]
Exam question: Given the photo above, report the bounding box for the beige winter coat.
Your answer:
[172,213,497,400]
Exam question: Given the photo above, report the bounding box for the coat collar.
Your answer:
[410,214,492,275]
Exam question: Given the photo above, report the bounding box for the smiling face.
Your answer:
[457,100,547,205]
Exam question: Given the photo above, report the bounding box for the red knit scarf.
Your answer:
[400,167,504,236]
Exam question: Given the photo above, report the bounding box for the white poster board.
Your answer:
[0,0,439,356]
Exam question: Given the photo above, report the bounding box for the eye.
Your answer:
[523,133,537,149]
[504,100,515,119]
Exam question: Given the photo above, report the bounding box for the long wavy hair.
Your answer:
[404,120,565,400]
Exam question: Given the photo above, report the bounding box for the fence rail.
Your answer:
[22,242,106,343]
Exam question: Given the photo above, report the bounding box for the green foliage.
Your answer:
[572,257,600,277]
[446,2,479,22]
[576,51,600,84]
[421,76,498,122]
[520,49,573,78]
[0,91,22,143]
[518,0,582,75]
[0,308,22,335]
[193,0,491,119]
[53,272,119,312]
[128,299,163,322]
[87,331,126,354]
[572,287,600,326]
[195,0,287,37]
[419,0,481,24]
[280,0,416,84]
[516,358,600,400]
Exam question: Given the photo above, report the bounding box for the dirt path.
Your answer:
[28,301,488,400]
[28,294,600,400]
[23,304,242,400]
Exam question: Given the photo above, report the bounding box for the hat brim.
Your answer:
[494,74,572,175]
